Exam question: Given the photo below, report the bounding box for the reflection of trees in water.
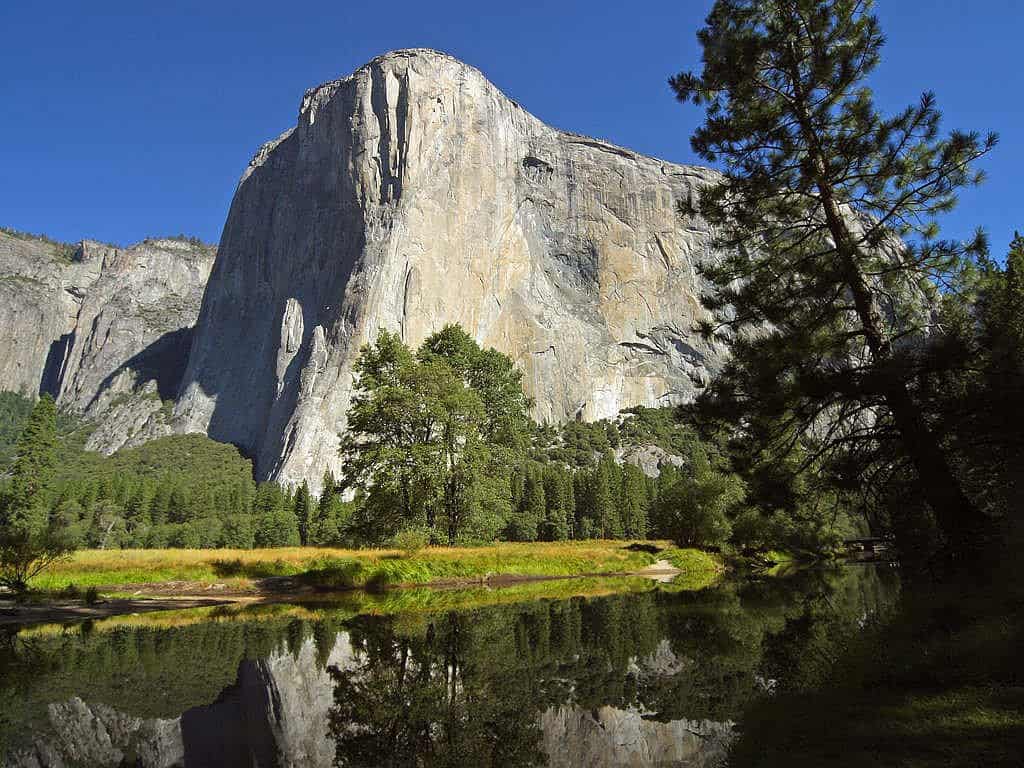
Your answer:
[638,567,899,721]
[329,612,548,767]
[326,566,899,767]
[0,565,899,764]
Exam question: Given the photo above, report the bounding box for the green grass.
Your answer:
[20,576,665,637]
[28,541,722,593]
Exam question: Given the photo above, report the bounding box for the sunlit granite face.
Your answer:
[173,48,727,493]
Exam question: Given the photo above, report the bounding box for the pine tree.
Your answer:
[520,469,546,542]
[0,394,69,591]
[619,464,649,539]
[592,452,622,539]
[673,0,996,549]
[6,394,57,516]
[294,480,312,546]
[542,465,570,541]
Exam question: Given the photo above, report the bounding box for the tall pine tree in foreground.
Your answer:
[0,394,70,591]
[672,0,997,549]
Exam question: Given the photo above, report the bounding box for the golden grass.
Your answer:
[18,576,664,638]
[31,540,686,591]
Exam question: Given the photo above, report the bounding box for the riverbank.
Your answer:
[728,557,1024,767]
[2,542,724,625]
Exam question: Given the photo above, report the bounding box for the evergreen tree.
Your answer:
[222,514,256,548]
[294,480,313,546]
[619,464,649,539]
[541,465,570,541]
[672,0,997,549]
[592,452,622,539]
[0,394,69,591]
[510,468,545,541]
[6,394,57,515]
[254,502,300,548]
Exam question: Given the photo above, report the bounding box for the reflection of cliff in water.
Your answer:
[3,566,898,768]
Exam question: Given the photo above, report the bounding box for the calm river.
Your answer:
[0,566,897,767]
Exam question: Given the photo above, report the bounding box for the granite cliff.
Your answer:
[174,48,726,490]
[0,231,214,452]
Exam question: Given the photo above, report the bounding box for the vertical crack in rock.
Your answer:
[52,47,728,494]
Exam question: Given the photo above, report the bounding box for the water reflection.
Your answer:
[0,566,898,768]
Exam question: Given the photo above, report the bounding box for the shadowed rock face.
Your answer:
[0,232,215,453]
[174,48,726,490]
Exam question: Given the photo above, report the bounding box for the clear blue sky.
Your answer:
[1,1,1021,256]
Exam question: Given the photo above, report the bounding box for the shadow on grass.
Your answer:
[211,558,298,579]
[622,542,663,555]
[292,557,388,593]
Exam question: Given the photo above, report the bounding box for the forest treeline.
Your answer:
[0,322,860,556]
[1,229,1020,565]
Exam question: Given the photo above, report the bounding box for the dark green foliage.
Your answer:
[619,464,649,539]
[294,481,312,546]
[311,471,355,546]
[253,482,299,547]
[673,0,998,553]
[653,446,743,548]
[0,395,316,552]
[0,394,71,590]
[541,464,572,541]
[340,327,531,545]
[0,391,35,470]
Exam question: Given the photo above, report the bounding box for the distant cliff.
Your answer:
[0,230,214,453]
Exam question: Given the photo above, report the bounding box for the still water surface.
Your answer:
[0,567,897,767]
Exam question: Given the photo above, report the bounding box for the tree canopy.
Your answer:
[672,0,998,553]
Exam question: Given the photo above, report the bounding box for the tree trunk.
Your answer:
[815,179,989,548]
[786,66,989,546]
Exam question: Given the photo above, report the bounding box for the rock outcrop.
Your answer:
[0,231,215,452]
[175,48,726,490]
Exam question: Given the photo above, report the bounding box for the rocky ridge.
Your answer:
[0,230,215,453]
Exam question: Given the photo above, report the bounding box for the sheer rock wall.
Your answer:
[174,48,726,489]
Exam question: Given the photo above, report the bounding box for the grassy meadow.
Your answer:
[29,540,723,593]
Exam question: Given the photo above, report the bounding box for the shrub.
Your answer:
[655,448,744,549]
[391,528,430,557]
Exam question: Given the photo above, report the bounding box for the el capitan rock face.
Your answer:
[174,48,726,489]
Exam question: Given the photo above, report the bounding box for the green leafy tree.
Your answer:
[672,0,997,549]
[0,395,70,591]
[341,328,528,545]
[655,447,745,548]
